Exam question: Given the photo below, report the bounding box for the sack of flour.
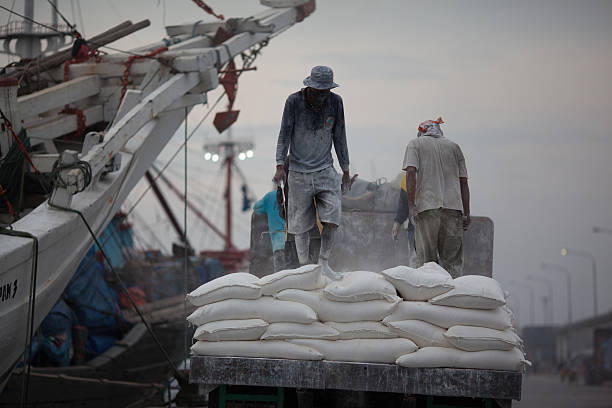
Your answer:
[383,301,512,330]
[186,272,261,306]
[385,319,452,348]
[381,263,454,300]
[261,322,339,340]
[396,347,528,372]
[290,338,417,363]
[429,275,506,309]
[191,340,323,360]
[257,264,325,295]
[444,325,523,351]
[193,319,268,341]
[187,297,317,326]
[323,271,399,303]
[324,321,397,340]
[276,289,398,322]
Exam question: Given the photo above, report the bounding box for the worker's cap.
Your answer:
[303,66,339,90]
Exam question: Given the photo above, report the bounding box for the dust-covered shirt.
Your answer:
[275,89,349,173]
[402,135,468,215]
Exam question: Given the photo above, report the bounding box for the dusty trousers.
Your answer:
[415,208,464,278]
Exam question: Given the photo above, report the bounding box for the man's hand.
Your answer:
[341,171,358,194]
[391,221,400,240]
[409,208,417,227]
[274,165,286,184]
[463,214,471,231]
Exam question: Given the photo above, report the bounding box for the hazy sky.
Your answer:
[2,0,611,327]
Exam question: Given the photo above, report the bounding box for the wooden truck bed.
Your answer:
[190,356,521,407]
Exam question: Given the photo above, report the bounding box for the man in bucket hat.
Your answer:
[273,66,356,280]
[402,117,471,278]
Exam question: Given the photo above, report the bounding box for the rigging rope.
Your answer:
[0,108,40,174]
[118,46,168,107]
[0,4,173,71]
[183,108,189,364]
[0,184,16,217]
[46,200,187,385]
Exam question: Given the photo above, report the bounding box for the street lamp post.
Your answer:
[527,274,554,325]
[561,248,598,316]
[508,281,536,326]
[541,263,572,324]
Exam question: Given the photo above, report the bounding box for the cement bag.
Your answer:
[396,347,528,372]
[290,338,417,363]
[191,340,323,360]
[276,289,398,322]
[261,322,339,340]
[193,319,268,341]
[257,264,325,295]
[187,297,317,326]
[385,319,452,348]
[381,263,454,300]
[429,275,505,309]
[383,301,512,330]
[323,271,399,302]
[324,321,397,340]
[444,325,523,351]
[186,272,261,307]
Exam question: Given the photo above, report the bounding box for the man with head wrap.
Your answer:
[273,66,356,280]
[402,117,470,277]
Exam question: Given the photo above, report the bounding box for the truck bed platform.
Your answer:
[190,356,522,402]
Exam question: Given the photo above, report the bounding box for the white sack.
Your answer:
[444,325,523,351]
[261,322,339,340]
[257,264,325,295]
[191,340,323,360]
[385,319,452,348]
[186,272,261,307]
[290,338,417,363]
[323,271,399,302]
[383,301,512,330]
[193,319,268,341]
[187,297,317,326]
[276,289,398,322]
[381,263,454,300]
[324,321,397,340]
[429,275,506,310]
[396,347,528,372]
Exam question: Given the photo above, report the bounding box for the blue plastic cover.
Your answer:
[63,247,121,331]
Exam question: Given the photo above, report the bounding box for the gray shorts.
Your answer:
[287,166,341,234]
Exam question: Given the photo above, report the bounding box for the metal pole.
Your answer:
[225,155,233,250]
[24,0,34,58]
[562,248,598,316]
[527,275,554,325]
[541,263,572,324]
[145,170,190,249]
[51,0,58,28]
[509,281,535,326]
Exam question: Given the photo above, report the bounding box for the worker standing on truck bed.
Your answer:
[402,117,470,278]
[274,66,356,280]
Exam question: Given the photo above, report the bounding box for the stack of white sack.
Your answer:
[187,268,325,360]
[186,267,419,363]
[185,263,527,371]
[277,270,418,363]
[381,263,528,371]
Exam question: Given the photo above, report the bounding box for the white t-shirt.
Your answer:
[402,136,468,215]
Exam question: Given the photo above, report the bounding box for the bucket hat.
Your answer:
[303,66,338,90]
